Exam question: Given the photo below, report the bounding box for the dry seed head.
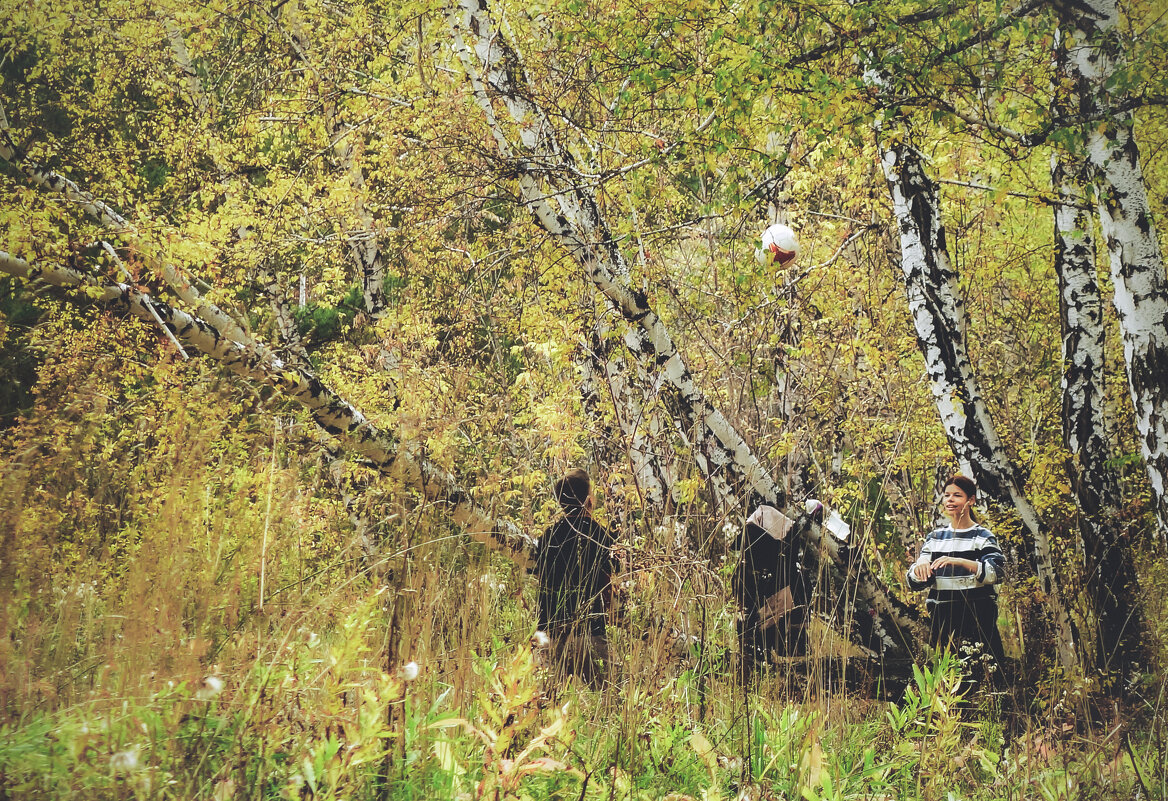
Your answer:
[197,675,224,700]
[110,748,140,773]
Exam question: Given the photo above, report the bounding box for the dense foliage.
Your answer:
[2,0,1167,797]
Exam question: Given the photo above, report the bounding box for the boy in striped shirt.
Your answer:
[907,475,1006,666]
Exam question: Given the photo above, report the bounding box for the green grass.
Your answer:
[2,623,1164,800]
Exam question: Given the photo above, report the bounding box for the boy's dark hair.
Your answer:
[554,468,591,511]
[944,474,977,499]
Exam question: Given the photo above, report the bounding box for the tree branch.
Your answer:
[934,176,1086,209]
[0,248,535,567]
[923,0,1047,67]
[784,6,952,69]
[0,110,256,350]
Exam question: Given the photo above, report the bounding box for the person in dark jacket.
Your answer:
[734,504,811,680]
[536,468,614,683]
[907,474,1006,668]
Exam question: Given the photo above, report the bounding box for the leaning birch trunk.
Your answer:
[0,125,255,352]
[1055,0,1168,543]
[876,124,1078,670]
[580,325,677,511]
[451,0,924,661]
[0,249,535,568]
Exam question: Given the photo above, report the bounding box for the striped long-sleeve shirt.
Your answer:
[906,524,1005,606]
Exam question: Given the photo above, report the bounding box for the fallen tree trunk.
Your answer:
[0,248,535,568]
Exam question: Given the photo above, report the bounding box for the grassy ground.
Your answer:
[0,570,1164,800]
[0,352,1165,800]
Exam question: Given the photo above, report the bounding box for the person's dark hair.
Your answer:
[554,468,591,511]
[944,474,977,499]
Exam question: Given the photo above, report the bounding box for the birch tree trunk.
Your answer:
[451,0,924,661]
[1051,26,1147,670]
[0,249,535,568]
[1056,0,1168,542]
[1051,149,1144,671]
[876,122,1079,669]
[258,268,312,368]
[579,324,677,511]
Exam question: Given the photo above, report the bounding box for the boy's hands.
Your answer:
[912,556,979,580]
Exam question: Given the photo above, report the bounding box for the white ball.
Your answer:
[757,223,799,266]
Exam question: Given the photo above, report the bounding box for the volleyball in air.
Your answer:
[755,223,799,267]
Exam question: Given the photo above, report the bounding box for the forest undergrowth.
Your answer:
[0,327,1165,801]
[3,0,1168,796]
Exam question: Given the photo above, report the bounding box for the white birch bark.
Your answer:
[0,126,255,351]
[332,131,389,318]
[452,0,924,659]
[579,323,677,510]
[1051,150,1144,668]
[1052,153,1112,502]
[875,120,1078,669]
[0,249,535,568]
[1056,0,1168,542]
[325,453,383,569]
[1051,27,1146,667]
[258,269,312,367]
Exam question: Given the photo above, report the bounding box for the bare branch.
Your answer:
[934,176,1086,209]
[923,0,1047,67]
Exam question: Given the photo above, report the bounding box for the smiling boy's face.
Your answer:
[942,485,973,518]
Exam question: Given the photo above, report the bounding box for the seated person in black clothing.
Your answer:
[734,504,811,680]
[536,468,614,683]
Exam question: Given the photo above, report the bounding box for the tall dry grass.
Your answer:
[0,320,1164,800]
